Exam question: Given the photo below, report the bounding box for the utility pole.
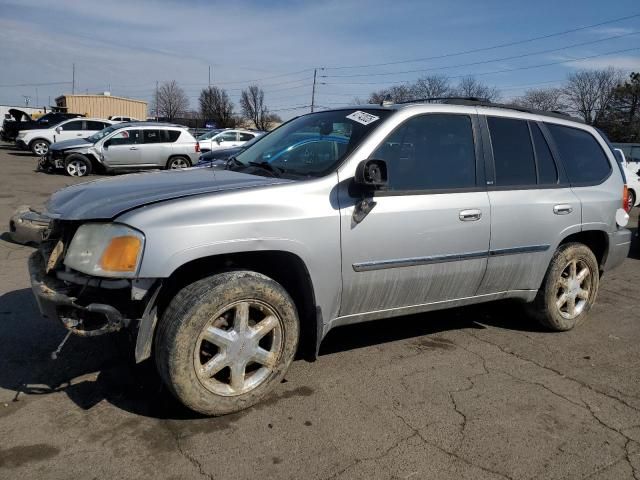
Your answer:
[72,63,76,94]
[311,68,317,113]
[22,95,31,106]
[155,80,159,120]
[208,65,212,87]
[35,87,38,106]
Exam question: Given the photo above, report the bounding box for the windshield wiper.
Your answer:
[248,161,284,177]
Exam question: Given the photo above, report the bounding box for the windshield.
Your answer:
[234,109,391,178]
[87,125,121,143]
[198,129,224,140]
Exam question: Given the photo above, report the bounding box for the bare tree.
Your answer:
[563,68,623,124]
[454,76,501,102]
[411,75,452,99]
[368,84,413,104]
[151,80,189,121]
[240,85,274,130]
[514,87,566,111]
[199,86,236,127]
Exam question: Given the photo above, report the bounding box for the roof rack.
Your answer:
[395,97,583,123]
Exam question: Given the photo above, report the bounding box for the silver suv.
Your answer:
[28,100,632,415]
[41,122,200,176]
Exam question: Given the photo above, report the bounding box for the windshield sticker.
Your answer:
[346,111,380,125]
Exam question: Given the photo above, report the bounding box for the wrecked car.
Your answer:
[28,100,631,415]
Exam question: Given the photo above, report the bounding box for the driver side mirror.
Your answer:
[55,126,63,134]
[354,159,388,189]
[216,137,223,144]
[103,140,111,149]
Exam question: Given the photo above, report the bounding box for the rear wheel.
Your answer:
[529,243,599,331]
[166,156,191,169]
[64,154,92,177]
[30,139,50,156]
[628,189,636,210]
[155,271,299,416]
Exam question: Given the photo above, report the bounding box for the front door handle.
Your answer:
[459,209,482,221]
[553,204,573,215]
[129,146,139,150]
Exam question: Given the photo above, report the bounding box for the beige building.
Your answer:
[55,93,147,120]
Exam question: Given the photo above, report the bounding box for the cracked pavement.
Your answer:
[0,142,639,479]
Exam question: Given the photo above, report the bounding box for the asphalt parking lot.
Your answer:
[0,141,639,480]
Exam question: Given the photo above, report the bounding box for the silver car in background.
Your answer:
[28,100,632,415]
[42,122,200,176]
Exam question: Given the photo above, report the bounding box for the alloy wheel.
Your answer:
[66,159,87,177]
[33,142,48,156]
[194,300,284,396]
[170,158,189,169]
[555,259,592,319]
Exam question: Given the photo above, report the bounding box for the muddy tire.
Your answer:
[529,243,599,331]
[155,271,299,416]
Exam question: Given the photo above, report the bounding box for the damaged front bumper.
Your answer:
[28,251,131,336]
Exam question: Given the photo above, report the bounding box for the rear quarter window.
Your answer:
[545,123,611,185]
[167,130,182,142]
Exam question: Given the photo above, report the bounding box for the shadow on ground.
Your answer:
[0,284,547,422]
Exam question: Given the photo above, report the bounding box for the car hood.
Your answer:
[50,138,93,151]
[45,168,291,220]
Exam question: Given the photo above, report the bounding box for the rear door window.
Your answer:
[143,129,163,143]
[86,121,107,131]
[487,117,536,186]
[239,132,254,141]
[545,124,611,185]
[63,120,84,131]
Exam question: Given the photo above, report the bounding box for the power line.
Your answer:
[322,31,639,79]
[323,12,640,71]
[0,81,71,88]
[324,46,640,86]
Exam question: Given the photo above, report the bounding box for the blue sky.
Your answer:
[0,0,638,118]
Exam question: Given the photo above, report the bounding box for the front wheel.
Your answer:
[64,154,92,177]
[529,243,599,331]
[628,189,636,211]
[155,271,300,416]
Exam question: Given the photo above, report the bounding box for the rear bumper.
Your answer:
[603,229,632,272]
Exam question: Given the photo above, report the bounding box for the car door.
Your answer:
[101,129,141,167]
[212,131,239,150]
[476,116,581,295]
[338,112,491,319]
[140,128,171,166]
[55,120,85,143]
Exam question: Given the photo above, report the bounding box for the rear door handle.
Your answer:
[129,147,139,150]
[459,209,482,221]
[553,204,573,215]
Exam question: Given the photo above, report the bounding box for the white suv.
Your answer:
[16,118,113,156]
[197,128,260,152]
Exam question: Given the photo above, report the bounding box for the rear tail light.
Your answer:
[623,184,630,212]
[195,142,200,153]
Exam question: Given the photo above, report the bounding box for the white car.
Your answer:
[614,148,640,210]
[109,116,140,122]
[197,128,262,153]
[16,118,113,156]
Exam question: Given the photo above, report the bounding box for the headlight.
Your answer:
[64,223,145,278]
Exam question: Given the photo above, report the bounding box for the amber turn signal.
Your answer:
[99,236,142,272]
